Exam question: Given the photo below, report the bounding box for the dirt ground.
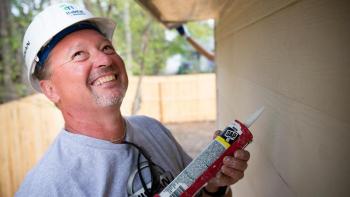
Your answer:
[164,121,217,158]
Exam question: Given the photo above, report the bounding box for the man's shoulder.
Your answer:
[126,115,161,124]
[16,135,73,196]
[16,158,69,196]
[126,115,169,135]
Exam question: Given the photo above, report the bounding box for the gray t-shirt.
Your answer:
[16,115,192,197]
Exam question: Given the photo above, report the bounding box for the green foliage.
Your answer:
[109,0,179,76]
[0,0,50,103]
[85,0,213,76]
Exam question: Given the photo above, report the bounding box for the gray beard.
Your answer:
[92,91,125,107]
[94,95,123,107]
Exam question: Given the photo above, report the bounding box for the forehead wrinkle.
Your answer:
[57,31,112,59]
[66,37,110,54]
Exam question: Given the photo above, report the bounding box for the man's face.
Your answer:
[42,29,128,110]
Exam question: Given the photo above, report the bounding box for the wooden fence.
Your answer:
[123,73,216,122]
[0,73,215,197]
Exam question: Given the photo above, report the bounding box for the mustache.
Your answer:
[88,66,118,84]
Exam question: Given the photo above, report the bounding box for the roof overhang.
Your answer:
[135,0,230,29]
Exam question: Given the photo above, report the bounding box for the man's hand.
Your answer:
[203,130,251,196]
[208,150,250,187]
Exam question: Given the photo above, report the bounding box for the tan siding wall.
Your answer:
[216,0,350,196]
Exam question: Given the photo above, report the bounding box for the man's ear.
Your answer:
[39,80,60,103]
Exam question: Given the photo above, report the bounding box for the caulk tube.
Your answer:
[155,107,264,197]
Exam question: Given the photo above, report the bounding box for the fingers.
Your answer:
[216,160,246,186]
[218,150,250,184]
[222,150,250,172]
[234,149,250,161]
[220,167,244,182]
[223,157,248,172]
[207,150,251,188]
[210,168,244,186]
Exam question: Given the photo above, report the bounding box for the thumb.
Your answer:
[213,130,222,139]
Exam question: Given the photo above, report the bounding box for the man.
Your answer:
[17,3,250,197]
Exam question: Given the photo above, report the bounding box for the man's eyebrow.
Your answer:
[64,38,112,57]
[101,38,113,45]
[66,43,84,55]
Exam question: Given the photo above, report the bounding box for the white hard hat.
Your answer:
[22,3,116,92]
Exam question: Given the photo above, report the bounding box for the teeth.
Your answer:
[94,75,116,85]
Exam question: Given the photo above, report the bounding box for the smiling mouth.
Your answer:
[92,74,117,86]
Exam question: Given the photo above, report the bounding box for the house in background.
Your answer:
[136,0,350,196]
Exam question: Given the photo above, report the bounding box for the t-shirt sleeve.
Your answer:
[15,172,60,197]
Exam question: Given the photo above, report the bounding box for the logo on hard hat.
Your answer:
[59,4,86,16]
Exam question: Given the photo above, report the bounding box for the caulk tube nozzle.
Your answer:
[243,106,265,128]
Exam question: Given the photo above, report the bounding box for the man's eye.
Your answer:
[73,51,82,57]
[72,51,88,61]
[103,45,115,54]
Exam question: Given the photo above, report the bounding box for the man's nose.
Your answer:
[92,50,113,68]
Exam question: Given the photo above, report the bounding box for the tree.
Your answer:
[0,0,16,101]
[0,0,49,103]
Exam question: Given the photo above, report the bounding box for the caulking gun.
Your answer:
[155,107,264,197]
